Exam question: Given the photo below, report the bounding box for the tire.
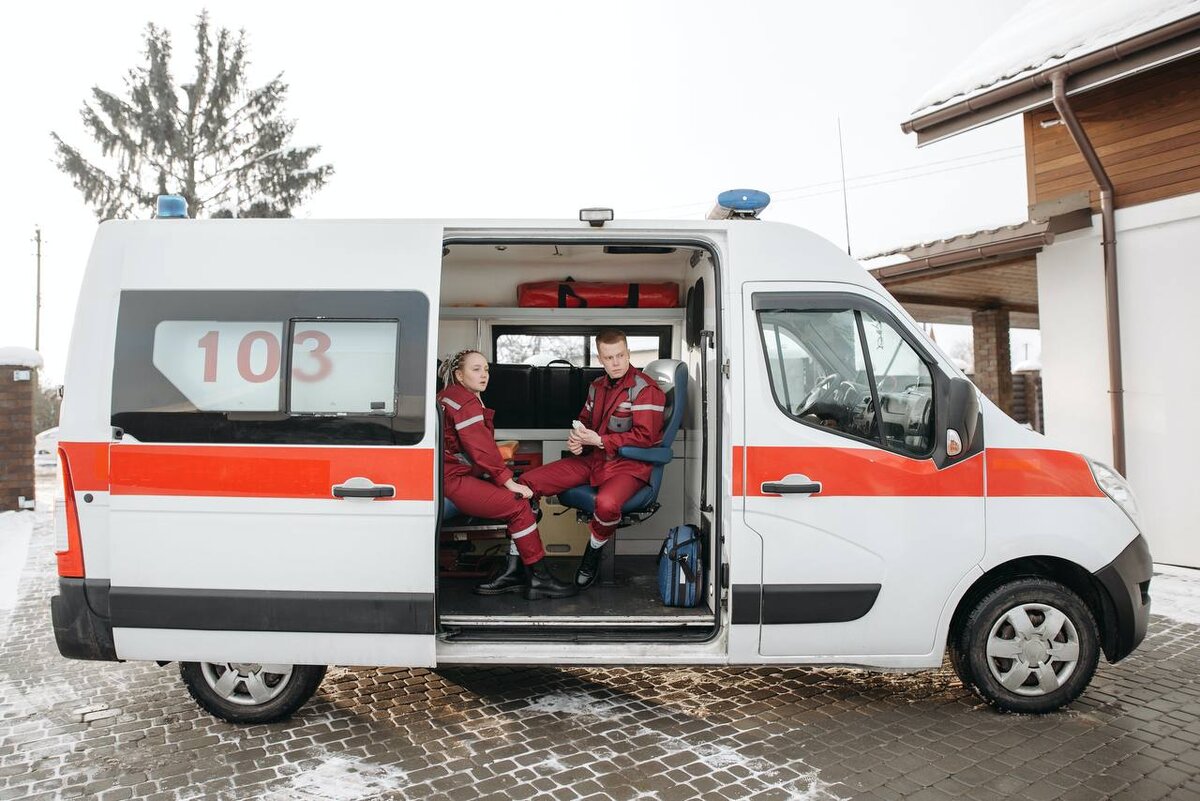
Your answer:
[956,578,1099,713]
[180,661,326,724]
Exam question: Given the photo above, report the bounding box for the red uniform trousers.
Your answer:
[444,473,545,564]
[521,455,647,544]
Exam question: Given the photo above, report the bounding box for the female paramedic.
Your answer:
[437,350,577,600]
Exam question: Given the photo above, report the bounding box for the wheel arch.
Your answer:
[948,555,1121,663]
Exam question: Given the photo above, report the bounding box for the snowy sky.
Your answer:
[0,0,1040,384]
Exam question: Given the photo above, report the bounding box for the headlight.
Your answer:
[1088,459,1141,530]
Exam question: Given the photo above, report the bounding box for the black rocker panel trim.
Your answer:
[109,587,435,635]
[731,583,882,625]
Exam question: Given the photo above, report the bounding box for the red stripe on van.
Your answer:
[985,449,1103,498]
[732,446,745,496]
[58,442,110,491]
[109,445,435,500]
[742,446,984,497]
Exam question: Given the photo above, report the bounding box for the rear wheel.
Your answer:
[956,578,1099,713]
[180,661,326,723]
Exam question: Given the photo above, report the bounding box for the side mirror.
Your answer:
[945,377,979,457]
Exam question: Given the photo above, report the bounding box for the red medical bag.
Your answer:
[518,280,679,308]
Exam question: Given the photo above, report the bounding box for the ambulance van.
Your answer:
[51,193,1152,722]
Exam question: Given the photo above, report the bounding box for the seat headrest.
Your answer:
[644,359,687,447]
[643,359,685,396]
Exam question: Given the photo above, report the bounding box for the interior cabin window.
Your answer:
[493,326,671,367]
[757,302,936,457]
[495,334,588,366]
[111,290,427,445]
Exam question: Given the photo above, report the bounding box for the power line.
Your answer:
[633,145,1023,215]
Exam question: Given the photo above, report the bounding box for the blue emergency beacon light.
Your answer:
[156,194,189,219]
[708,189,770,220]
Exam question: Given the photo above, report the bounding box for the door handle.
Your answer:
[332,478,395,499]
[761,480,822,495]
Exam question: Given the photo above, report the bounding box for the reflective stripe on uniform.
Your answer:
[440,397,462,410]
[593,512,621,527]
[455,414,484,430]
[511,523,538,539]
[631,404,665,412]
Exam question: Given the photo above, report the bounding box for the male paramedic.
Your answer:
[519,330,667,589]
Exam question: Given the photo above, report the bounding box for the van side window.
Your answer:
[860,311,935,456]
[756,300,937,457]
[111,290,428,445]
[289,321,399,415]
[758,309,880,444]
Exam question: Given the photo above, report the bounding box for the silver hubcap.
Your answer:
[986,603,1080,696]
[200,662,294,706]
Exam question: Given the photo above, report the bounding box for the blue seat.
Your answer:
[557,359,687,521]
[442,496,460,520]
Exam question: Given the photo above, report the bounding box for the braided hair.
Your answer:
[438,349,484,388]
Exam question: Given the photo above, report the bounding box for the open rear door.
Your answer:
[104,221,443,667]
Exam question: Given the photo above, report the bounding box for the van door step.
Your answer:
[438,622,717,643]
[439,612,714,628]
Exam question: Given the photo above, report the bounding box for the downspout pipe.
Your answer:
[1050,71,1126,475]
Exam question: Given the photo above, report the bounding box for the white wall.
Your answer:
[1038,192,1200,566]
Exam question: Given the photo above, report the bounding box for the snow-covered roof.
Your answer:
[861,218,1048,263]
[1014,358,1043,372]
[910,0,1200,118]
[0,347,43,369]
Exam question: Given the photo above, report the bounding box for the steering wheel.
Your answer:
[795,373,839,416]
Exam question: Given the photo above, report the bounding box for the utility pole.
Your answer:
[33,226,42,351]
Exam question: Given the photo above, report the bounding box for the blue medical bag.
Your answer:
[657,524,703,608]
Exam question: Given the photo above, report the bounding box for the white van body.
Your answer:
[51,214,1151,720]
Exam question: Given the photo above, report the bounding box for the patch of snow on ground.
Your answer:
[0,511,35,642]
[526,691,623,721]
[1151,564,1200,626]
[526,692,844,799]
[260,753,409,801]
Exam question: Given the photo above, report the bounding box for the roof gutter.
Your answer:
[870,230,1053,283]
[902,14,1200,145]
[1050,71,1126,476]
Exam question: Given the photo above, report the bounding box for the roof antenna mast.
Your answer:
[838,116,852,257]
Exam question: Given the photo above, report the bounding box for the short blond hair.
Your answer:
[595,329,627,348]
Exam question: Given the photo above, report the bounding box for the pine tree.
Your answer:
[51,12,332,219]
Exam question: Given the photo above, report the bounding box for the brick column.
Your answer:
[0,363,36,511]
[972,308,1013,414]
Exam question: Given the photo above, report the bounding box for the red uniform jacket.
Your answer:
[437,384,512,486]
[578,367,667,485]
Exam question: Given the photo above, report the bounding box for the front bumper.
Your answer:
[50,578,118,661]
[1094,534,1152,663]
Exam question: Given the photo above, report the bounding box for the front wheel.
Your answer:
[180,661,326,723]
[954,578,1099,713]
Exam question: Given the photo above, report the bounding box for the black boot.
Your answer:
[474,554,525,596]
[524,559,577,600]
[574,543,606,590]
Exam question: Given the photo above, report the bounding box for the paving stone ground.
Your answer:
[4,471,1200,800]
